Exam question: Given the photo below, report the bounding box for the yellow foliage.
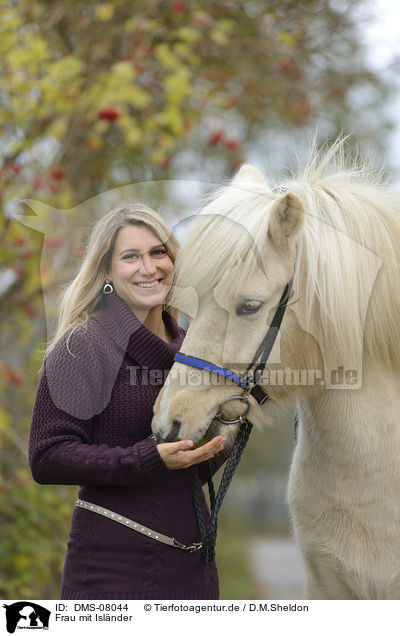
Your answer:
[47,118,68,141]
[94,120,110,135]
[157,133,174,150]
[7,38,49,72]
[81,84,105,114]
[209,28,229,46]
[121,85,152,109]
[155,43,180,70]
[279,31,296,48]
[95,3,115,22]
[47,55,84,81]
[91,63,151,111]
[144,112,167,130]
[85,134,103,151]
[151,148,167,165]
[164,68,191,104]
[165,105,183,135]
[0,8,23,31]
[173,42,191,58]
[117,117,144,147]
[126,128,144,147]
[124,17,137,33]
[6,138,24,155]
[0,407,11,433]
[0,31,17,54]
[177,26,202,43]
[110,60,137,83]
[217,19,235,34]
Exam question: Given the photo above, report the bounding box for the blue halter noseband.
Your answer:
[174,276,294,425]
[173,355,248,388]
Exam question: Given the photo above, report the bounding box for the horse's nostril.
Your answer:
[164,419,182,442]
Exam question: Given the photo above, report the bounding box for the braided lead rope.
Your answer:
[192,418,253,563]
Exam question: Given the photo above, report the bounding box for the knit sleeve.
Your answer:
[44,323,118,420]
[29,329,168,486]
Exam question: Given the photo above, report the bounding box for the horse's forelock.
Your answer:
[175,142,400,371]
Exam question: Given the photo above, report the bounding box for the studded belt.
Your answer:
[75,499,202,553]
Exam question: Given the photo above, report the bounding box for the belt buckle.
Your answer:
[173,539,203,552]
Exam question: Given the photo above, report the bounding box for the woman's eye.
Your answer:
[122,253,139,260]
[236,299,263,316]
[152,249,167,258]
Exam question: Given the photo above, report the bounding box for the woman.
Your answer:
[29,204,227,600]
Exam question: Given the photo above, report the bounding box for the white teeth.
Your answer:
[135,280,160,288]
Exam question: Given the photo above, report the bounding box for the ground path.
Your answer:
[250,537,307,599]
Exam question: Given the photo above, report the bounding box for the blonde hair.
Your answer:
[173,138,400,372]
[45,203,179,360]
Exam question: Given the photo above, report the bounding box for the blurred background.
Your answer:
[1,0,400,600]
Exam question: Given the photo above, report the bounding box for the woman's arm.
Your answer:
[29,369,227,485]
[29,369,168,486]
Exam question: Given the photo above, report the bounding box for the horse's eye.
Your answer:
[236,299,263,316]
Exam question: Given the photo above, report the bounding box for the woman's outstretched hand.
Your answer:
[157,436,226,470]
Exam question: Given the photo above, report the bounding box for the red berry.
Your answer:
[51,168,65,180]
[278,57,294,70]
[225,139,241,151]
[208,129,225,146]
[23,304,37,318]
[171,1,186,13]
[33,178,45,191]
[97,107,121,121]
[4,365,24,386]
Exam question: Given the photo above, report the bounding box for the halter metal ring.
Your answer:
[215,394,250,425]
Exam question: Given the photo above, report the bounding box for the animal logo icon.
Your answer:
[2,602,50,633]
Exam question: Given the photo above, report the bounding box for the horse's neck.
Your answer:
[296,358,400,470]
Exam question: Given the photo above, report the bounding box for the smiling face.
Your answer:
[107,223,174,319]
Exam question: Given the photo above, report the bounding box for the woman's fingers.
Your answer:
[183,437,225,465]
[157,436,226,469]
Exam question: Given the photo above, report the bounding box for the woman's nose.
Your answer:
[139,254,157,275]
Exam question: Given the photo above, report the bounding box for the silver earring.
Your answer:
[103,280,114,294]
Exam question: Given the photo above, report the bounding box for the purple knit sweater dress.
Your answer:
[29,293,225,600]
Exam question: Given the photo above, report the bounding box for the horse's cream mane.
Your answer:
[173,140,400,370]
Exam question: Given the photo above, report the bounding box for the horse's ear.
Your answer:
[231,163,269,186]
[268,192,304,252]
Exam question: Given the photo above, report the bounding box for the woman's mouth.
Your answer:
[133,279,162,289]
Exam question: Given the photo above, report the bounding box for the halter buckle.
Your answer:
[215,394,250,425]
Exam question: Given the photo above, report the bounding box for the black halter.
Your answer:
[175,275,294,562]
[174,276,293,417]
